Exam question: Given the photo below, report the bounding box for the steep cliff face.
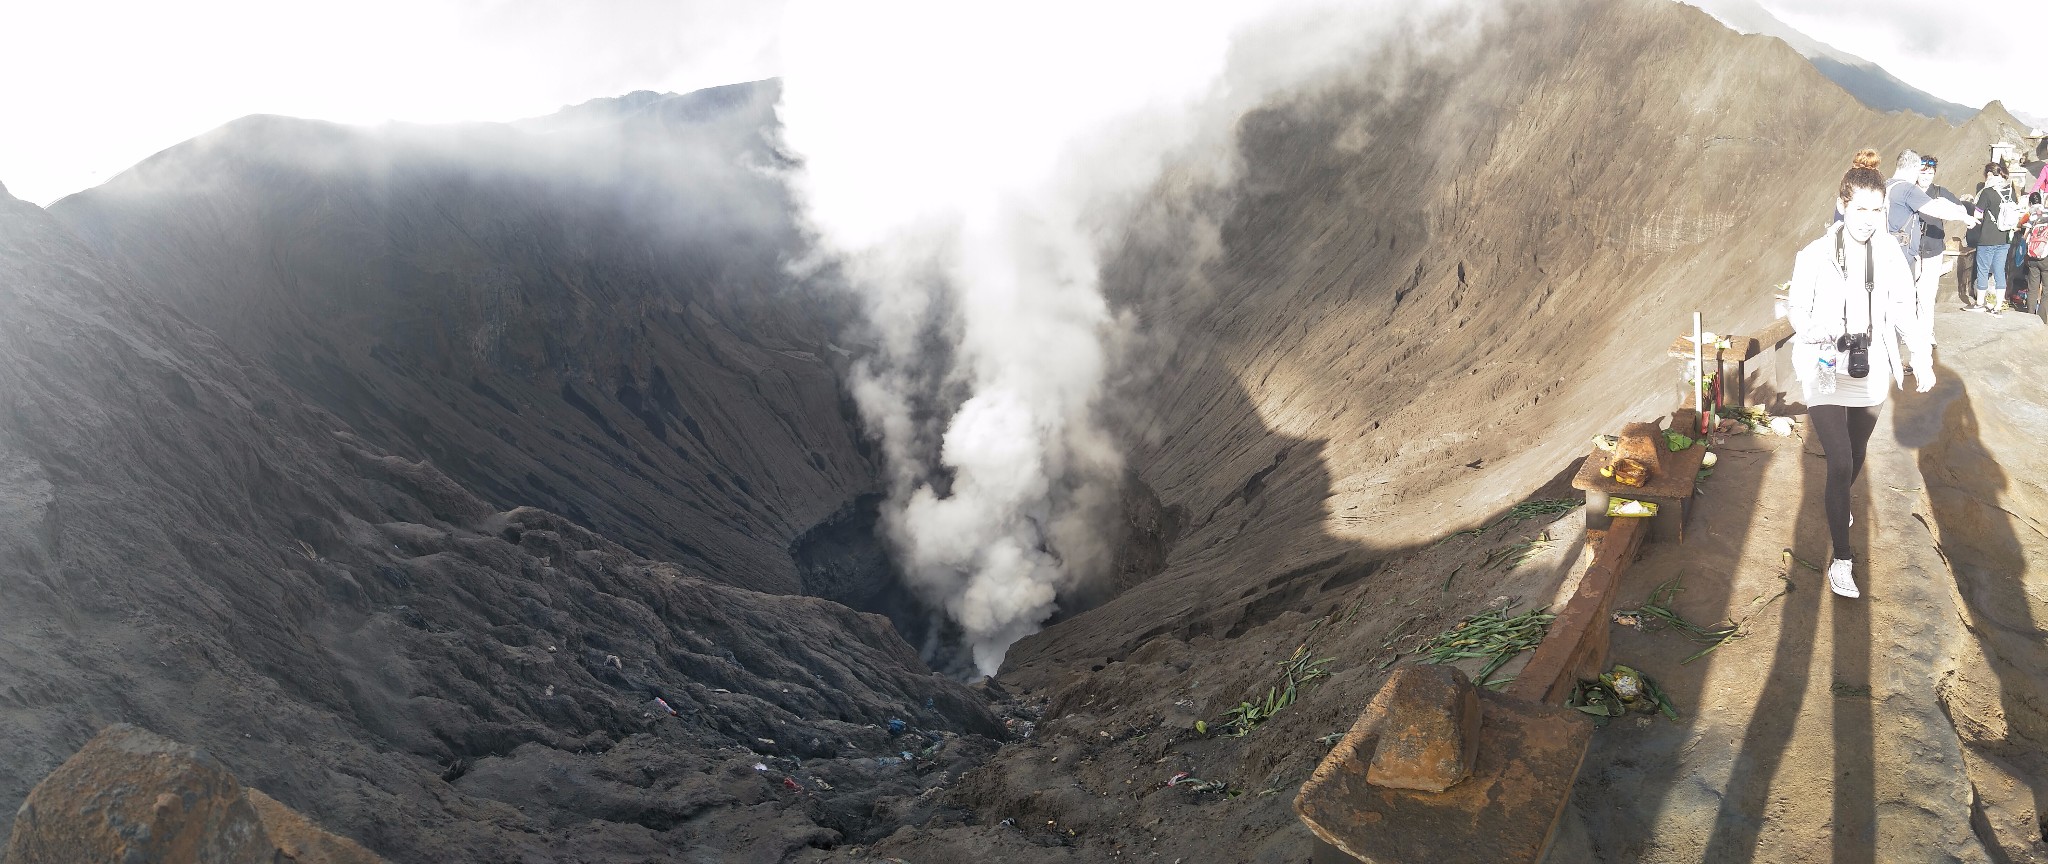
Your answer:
[934,0,2023,859]
[50,82,871,598]
[1004,0,2016,680]
[3,0,2035,861]
[0,182,1001,862]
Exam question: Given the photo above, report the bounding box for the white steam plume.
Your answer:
[778,0,1479,675]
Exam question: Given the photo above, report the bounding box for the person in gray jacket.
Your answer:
[1789,157,1935,598]
[1887,150,1977,333]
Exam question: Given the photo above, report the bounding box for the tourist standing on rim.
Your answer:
[1970,161,2018,315]
[1922,161,1970,307]
[1886,150,1977,346]
[1957,194,1980,309]
[1788,155,1935,598]
[2026,191,2048,317]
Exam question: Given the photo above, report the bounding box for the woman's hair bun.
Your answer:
[1852,148,1882,171]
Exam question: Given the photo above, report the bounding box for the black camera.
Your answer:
[1836,333,1871,378]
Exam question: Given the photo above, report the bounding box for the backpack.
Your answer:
[2029,219,2048,259]
[1993,188,2020,233]
[1885,180,1921,249]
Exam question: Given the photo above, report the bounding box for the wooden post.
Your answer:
[1692,312,1705,434]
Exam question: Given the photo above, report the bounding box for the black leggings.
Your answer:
[1809,405,1878,560]
[1957,251,1977,304]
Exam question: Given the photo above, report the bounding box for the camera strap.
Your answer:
[1834,225,1875,338]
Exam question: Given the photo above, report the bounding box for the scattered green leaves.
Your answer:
[1166,773,1229,793]
[1617,577,1788,664]
[1645,675,1679,720]
[1483,531,1558,571]
[1220,690,1283,736]
[1502,498,1586,524]
[1418,603,1554,686]
[1282,647,1334,687]
[1339,592,1370,624]
[1716,405,1772,433]
[1216,645,1334,737]
[1435,498,1584,545]
[1378,616,1418,650]
[1617,580,1738,662]
[1783,549,1823,573]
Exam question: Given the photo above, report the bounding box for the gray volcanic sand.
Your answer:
[3,0,2044,861]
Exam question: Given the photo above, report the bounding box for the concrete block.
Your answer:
[5,724,386,864]
[1295,690,1596,864]
[1366,665,1481,792]
[1615,422,1665,479]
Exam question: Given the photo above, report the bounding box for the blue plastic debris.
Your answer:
[887,718,907,735]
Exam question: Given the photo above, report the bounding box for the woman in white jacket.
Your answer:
[1788,158,1936,598]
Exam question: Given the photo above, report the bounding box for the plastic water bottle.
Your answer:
[1816,349,1838,395]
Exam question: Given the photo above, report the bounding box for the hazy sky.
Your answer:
[0,1,785,205]
[1755,0,2045,119]
[0,0,2037,206]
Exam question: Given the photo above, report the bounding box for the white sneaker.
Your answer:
[1828,558,1860,598]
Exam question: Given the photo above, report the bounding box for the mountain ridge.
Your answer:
[50,81,872,598]
[1677,0,1978,124]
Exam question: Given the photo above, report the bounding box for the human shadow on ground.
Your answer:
[1561,408,1785,859]
[1694,408,1834,863]
[1833,443,1875,863]
[1893,361,2047,862]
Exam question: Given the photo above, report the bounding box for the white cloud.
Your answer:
[0,0,784,205]
[5,0,2035,207]
[1758,0,2045,119]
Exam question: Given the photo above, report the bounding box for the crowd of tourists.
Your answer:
[1922,147,2047,316]
[1785,142,2046,599]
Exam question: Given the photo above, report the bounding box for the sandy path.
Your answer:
[1561,303,2048,863]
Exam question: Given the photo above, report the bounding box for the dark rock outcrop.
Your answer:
[0,162,995,862]
[4,723,382,864]
[50,82,871,596]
